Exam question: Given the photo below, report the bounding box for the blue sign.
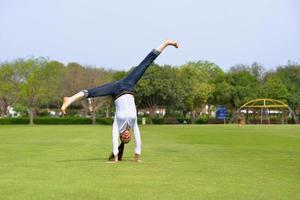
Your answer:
[216,106,228,120]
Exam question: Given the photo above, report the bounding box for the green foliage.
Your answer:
[0,117,29,124]
[44,61,65,103]
[195,116,209,124]
[11,58,66,124]
[178,61,221,115]
[0,61,22,114]
[276,64,300,111]
[12,104,28,116]
[111,70,127,81]
[1,57,300,120]
[151,118,164,124]
[176,118,192,124]
[262,74,289,99]
[0,117,113,125]
[135,64,179,116]
[95,118,113,125]
[227,65,261,107]
[145,118,192,124]
[33,117,93,124]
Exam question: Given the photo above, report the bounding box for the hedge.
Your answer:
[0,117,209,125]
[34,117,92,124]
[151,118,194,124]
[2,116,296,125]
[0,117,29,124]
[195,117,209,124]
[177,118,192,124]
[0,117,113,125]
[96,118,113,125]
[151,118,164,124]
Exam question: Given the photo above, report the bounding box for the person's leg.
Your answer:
[122,39,179,87]
[121,49,160,86]
[61,39,179,114]
[61,92,85,114]
[156,39,179,52]
[61,81,118,114]
[86,81,118,98]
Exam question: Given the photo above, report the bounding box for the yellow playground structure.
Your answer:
[231,99,298,124]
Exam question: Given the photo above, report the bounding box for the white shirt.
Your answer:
[112,94,141,156]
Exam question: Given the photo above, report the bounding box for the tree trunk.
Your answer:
[149,105,157,118]
[207,104,211,120]
[92,110,96,125]
[106,105,110,118]
[0,98,8,117]
[0,100,5,117]
[183,110,187,118]
[192,110,196,120]
[29,108,34,125]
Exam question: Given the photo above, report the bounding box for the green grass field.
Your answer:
[0,125,299,200]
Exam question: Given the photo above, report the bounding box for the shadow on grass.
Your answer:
[56,158,104,162]
[56,158,137,163]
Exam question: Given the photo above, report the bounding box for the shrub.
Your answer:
[0,117,113,125]
[34,117,92,124]
[0,117,29,124]
[96,118,113,125]
[151,118,164,124]
[177,118,192,124]
[195,116,208,124]
[163,118,178,124]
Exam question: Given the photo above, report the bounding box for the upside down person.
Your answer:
[61,39,179,162]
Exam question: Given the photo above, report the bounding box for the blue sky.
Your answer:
[0,0,299,70]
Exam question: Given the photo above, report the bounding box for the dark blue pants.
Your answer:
[85,49,160,100]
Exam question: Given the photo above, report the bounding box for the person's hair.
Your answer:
[120,129,131,144]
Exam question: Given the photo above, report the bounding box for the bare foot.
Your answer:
[164,39,179,48]
[108,153,120,163]
[106,156,118,164]
[61,97,69,115]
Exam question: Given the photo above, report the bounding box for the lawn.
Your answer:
[0,125,299,200]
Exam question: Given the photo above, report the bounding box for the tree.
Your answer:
[193,82,214,115]
[250,62,266,83]
[262,73,289,100]
[62,63,113,123]
[227,65,260,109]
[18,58,63,124]
[44,61,65,110]
[211,80,232,106]
[178,61,220,118]
[135,64,178,117]
[62,63,88,97]
[276,63,300,114]
[81,67,112,124]
[0,61,21,116]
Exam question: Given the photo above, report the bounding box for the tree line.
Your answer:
[0,57,299,124]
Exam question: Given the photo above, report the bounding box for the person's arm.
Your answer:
[112,118,119,162]
[132,119,142,162]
